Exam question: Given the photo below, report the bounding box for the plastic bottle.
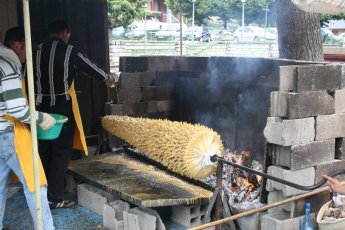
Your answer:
[300,203,314,230]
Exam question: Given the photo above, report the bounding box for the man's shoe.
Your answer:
[49,200,76,209]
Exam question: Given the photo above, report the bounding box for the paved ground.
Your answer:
[4,186,103,230]
[3,184,185,230]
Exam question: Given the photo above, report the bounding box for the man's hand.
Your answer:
[39,113,57,130]
[323,175,345,195]
[105,73,119,88]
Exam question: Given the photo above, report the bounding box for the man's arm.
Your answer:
[73,50,117,87]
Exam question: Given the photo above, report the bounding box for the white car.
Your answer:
[233,26,276,42]
[155,23,183,40]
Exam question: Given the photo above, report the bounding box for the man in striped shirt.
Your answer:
[34,20,117,209]
[0,27,55,229]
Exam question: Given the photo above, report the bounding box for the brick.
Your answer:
[119,72,156,88]
[261,212,316,230]
[266,166,315,196]
[295,64,343,92]
[316,114,345,140]
[273,139,335,170]
[270,91,334,119]
[267,190,292,214]
[315,160,345,183]
[264,117,315,146]
[105,103,123,115]
[142,86,175,101]
[77,184,116,215]
[157,100,175,112]
[279,65,297,92]
[335,89,345,114]
[335,138,345,160]
[117,88,142,103]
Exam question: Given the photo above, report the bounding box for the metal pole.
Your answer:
[264,6,268,40]
[192,0,195,42]
[241,0,245,40]
[179,1,183,55]
[23,0,43,229]
[144,12,147,55]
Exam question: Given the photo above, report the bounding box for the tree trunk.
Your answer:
[276,0,324,61]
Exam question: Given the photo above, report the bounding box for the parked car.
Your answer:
[184,26,211,42]
[233,26,276,42]
[321,28,343,46]
[155,23,183,40]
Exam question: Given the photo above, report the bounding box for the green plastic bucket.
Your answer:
[37,113,68,140]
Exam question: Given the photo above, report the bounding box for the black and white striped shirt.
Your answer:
[35,38,110,106]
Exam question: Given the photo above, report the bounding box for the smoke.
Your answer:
[185,57,276,160]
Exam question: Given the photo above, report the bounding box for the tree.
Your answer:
[276,0,323,61]
[165,0,214,25]
[320,13,345,26]
[107,0,146,29]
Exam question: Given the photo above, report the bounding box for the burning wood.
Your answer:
[202,149,264,210]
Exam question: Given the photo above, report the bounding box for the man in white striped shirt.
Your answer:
[0,27,55,229]
[34,19,117,209]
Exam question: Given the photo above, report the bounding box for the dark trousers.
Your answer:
[37,99,76,202]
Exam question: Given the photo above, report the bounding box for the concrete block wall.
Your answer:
[263,63,345,222]
[170,204,208,228]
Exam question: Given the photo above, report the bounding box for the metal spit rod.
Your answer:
[211,155,345,191]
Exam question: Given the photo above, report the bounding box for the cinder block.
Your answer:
[270,91,334,119]
[123,207,163,230]
[335,89,345,114]
[335,138,345,160]
[119,57,148,72]
[77,184,116,215]
[117,88,142,103]
[175,56,209,72]
[267,190,292,214]
[232,206,263,230]
[119,72,156,88]
[171,205,204,228]
[129,208,159,230]
[261,211,316,230]
[123,102,155,115]
[316,113,345,140]
[290,190,330,218]
[264,117,315,146]
[273,139,335,170]
[314,160,345,183]
[266,166,315,196]
[142,86,175,101]
[123,211,140,230]
[295,64,343,92]
[147,56,176,72]
[157,100,175,112]
[103,200,129,230]
[105,103,123,115]
[279,65,297,92]
[155,72,179,86]
[135,207,166,230]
